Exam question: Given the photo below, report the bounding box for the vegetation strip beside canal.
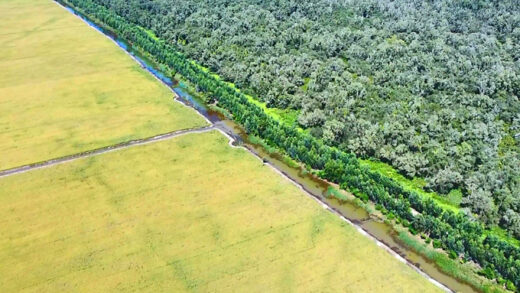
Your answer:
[58,0,519,291]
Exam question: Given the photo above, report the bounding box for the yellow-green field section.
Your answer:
[0,0,207,170]
[0,131,440,292]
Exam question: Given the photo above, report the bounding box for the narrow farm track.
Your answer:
[0,125,215,178]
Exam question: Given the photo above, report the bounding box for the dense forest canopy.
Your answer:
[97,0,519,235]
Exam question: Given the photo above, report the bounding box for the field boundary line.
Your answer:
[0,126,215,178]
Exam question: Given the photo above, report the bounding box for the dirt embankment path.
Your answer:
[0,125,215,178]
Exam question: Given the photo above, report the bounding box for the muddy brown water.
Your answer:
[57,2,480,292]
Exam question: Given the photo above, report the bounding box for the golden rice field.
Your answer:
[0,131,441,292]
[0,0,207,171]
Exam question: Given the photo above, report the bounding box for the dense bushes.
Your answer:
[62,0,520,289]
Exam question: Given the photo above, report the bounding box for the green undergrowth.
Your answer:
[138,26,160,41]
[486,226,520,247]
[265,108,300,126]
[360,159,462,212]
[325,186,350,202]
[397,230,507,293]
[301,77,311,92]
